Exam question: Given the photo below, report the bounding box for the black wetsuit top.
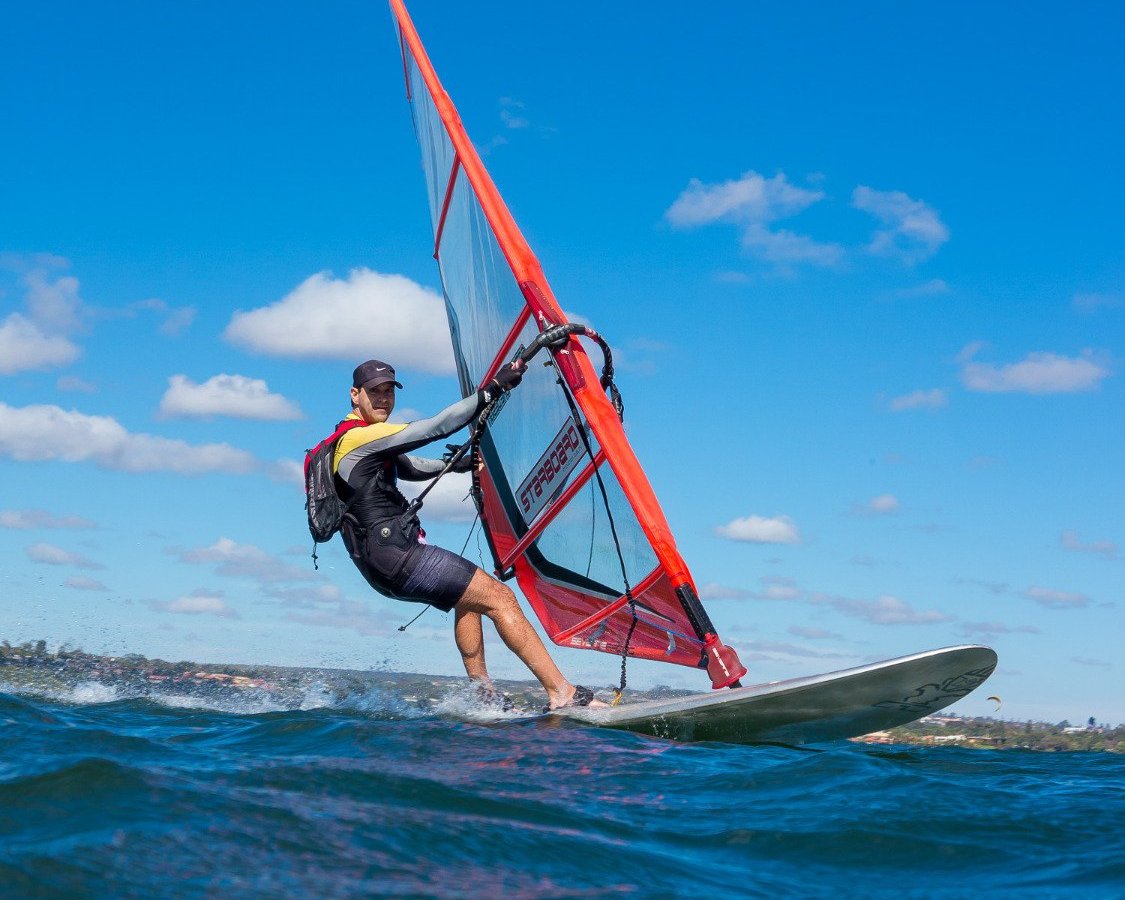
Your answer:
[331,393,486,598]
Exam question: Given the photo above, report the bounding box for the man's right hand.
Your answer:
[487,362,524,395]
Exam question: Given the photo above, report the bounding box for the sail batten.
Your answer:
[432,157,461,259]
[390,0,746,686]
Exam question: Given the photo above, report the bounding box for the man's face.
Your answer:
[351,382,395,424]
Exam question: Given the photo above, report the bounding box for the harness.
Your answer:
[340,458,425,583]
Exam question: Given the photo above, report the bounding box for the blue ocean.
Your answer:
[2,671,1122,899]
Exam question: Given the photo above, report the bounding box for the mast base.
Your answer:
[704,634,747,689]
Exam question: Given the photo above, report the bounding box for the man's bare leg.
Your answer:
[455,568,604,708]
[453,607,490,683]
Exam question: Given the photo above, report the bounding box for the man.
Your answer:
[333,358,601,710]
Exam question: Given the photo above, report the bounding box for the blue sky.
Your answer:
[1,1,1121,723]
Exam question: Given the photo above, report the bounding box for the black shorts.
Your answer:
[396,543,478,611]
[343,521,476,612]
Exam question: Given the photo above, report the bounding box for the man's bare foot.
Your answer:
[547,683,608,710]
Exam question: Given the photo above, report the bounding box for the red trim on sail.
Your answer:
[554,565,668,643]
[519,281,586,390]
[521,568,703,668]
[480,306,533,387]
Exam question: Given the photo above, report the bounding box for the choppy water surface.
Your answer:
[1,674,1122,898]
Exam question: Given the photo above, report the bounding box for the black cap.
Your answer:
[352,359,403,391]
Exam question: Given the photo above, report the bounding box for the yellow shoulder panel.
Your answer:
[333,418,409,472]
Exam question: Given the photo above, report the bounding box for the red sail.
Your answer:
[390,0,744,686]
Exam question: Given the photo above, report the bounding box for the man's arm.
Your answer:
[395,454,446,481]
[337,394,483,484]
[337,363,525,486]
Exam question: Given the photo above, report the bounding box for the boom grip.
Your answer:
[518,322,587,363]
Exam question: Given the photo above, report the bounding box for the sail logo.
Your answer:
[516,419,584,522]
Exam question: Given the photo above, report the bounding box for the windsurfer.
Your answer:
[333,358,604,710]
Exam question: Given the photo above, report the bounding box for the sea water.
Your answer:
[1,674,1122,898]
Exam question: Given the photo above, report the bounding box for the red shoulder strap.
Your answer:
[304,418,367,477]
[329,418,366,441]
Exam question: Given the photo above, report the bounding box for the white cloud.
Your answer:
[813,593,951,625]
[268,458,304,486]
[715,514,801,544]
[0,509,95,530]
[0,401,261,475]
[1023,586,1091,609]
[158,374,303,421]
[1072,292,1122,314]
[155,590,237,618]
[285,597,392,637]
[697,583,750,601]
[667,171,820,226]
[128,298,197,336]
[960,344,1111,394]
[1060,530,1117,560]
[611,338,669,377]
[399,471,477,523]
[65,575,108,591]
[494,97,557,138]
[23,268,84,333]
[733,639,852,661]
[223,268,455,374]
[0,314,80,374]
[888,388,947,411]
[713,270,753,284]
[893,279,950,299]
[741,225,843,267]
[261,584,345,609]
[481,135,508,154]
[500,109,529,129]
[958,621,1040,636]
[852,186,949,262]
[752,575,803,601]
[788,625,845,641]
[0,257,89,375]
[159,306,197,336]
[665,171,841,267]
[956,577,1010,596]
[56,375,97,393]
[866,494,900,515]
[1070,656,1112,670]
[172,537,316,584]
[26,542,103,570]
[698,576,803,601]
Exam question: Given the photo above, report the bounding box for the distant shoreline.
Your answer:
[858,716,1121,753]
[3,640,1120,752]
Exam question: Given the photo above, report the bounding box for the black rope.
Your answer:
[458,510,480,556]
[399,487,480,634]
[549,361,638,701]
[397,605,429,632]
[618,605,639,698]
[524,322,634,697]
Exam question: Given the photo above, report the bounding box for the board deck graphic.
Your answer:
[543,645,997,744]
